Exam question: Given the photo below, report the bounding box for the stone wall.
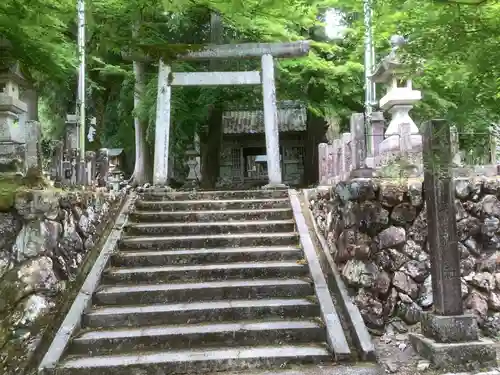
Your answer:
[0,187,125,374]
[309,177,500,337]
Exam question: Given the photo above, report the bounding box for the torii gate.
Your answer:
[153,41,310,187]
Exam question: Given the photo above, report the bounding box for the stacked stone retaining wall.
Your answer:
[0,187,125,374]
[309,177,500,337]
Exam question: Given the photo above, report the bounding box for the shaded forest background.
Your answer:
[1,0,499,185]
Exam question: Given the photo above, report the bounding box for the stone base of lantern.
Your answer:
[410,313,496,372]
[182,179,199,190]
[0,142,25,174]
[375,134,423,177]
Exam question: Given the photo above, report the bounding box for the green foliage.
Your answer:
[371,0,500,130]
[4,0,499,176]
[0,0,76,80]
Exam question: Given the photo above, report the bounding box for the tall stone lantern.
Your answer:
[0,58,27,173]
[370,35,422,167]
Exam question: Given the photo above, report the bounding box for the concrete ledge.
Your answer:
[409,333,497,372]
[302,188,376,361]
[38,193,134,372]
[228,363,383,375]
[262,183,289,190]
[289,189,351,361]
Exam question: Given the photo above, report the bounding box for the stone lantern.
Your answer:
[183,134,201,188]
[0,60,28,173]
[370,35,422,166]
[106,148,124,191]
[185,149,199,181]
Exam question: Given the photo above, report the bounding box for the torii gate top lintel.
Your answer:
[176,40,311,61]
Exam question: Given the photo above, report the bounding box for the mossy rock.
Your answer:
[0,171,51,212]
[0,174,25,211]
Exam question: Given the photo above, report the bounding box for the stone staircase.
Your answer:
[48,189,344,374]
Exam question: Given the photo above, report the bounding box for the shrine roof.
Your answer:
[222,101,306,134]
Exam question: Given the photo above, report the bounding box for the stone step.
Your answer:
[53,345,331,375]
[102,261,309,284]
[83,298,320,328]
[111,246,303,267]
[124,219,296,236]
[128,208,294,223]
[94,278,314,305]
[118,232,299,250]
[68,320,326,356]
[139,189,289,201]
[134,198,290,212]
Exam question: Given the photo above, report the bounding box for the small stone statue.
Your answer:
[390,34,406,50]
[388,34,406,60]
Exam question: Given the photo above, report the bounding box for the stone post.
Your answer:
[350,113,365,170]
[450,125,462,167]
[318,143,327,185]
[340,133,351,179]
[409,119,496,371]
[71,149,79,185]
[261,53,283,187]
[367,111,385,167]
[326,143,335,184]
[334,139,342,181]
[371,112,385,154]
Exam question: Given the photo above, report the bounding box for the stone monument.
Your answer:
[25,120,41,171]
[65,114,79,151]
[364,111,385,168]
[349,112,375,179]
[370,35,422,168]
[409,119,496,371]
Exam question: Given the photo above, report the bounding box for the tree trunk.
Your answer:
[200,12,224,189]
[90,86,109,151]
[303,109,326,186]
[130,18,149,186]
